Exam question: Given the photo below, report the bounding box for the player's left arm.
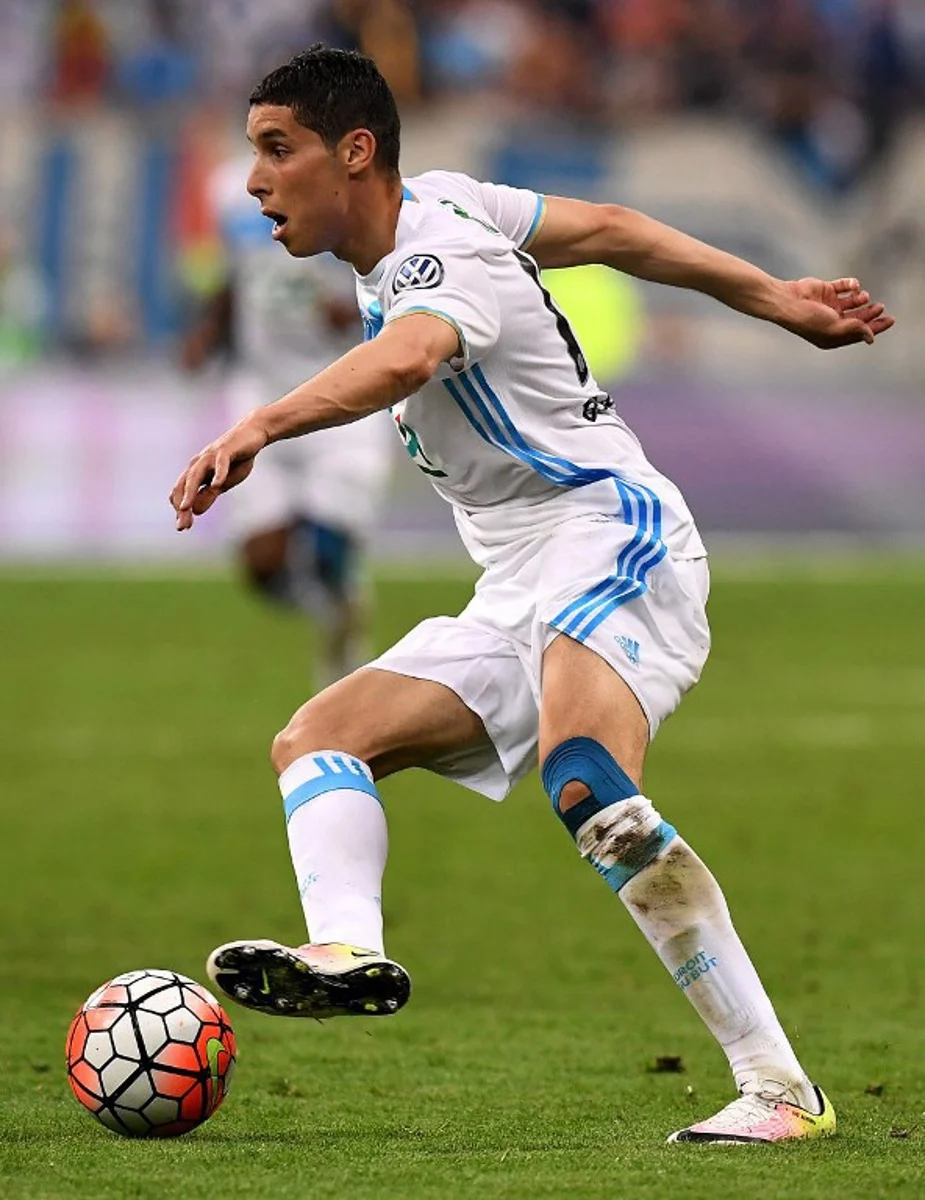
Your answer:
[529,197,895,350]
[170,314,457,530]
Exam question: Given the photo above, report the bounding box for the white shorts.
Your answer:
[223,373,394,543]
[370,511,711,800]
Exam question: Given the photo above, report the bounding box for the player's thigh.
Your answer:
[271,667,490,780]
[240,525,291,580]
[539,633,649,788]
[537,530,710,788]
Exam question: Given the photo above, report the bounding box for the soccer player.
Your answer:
[181,155,394,689]
[170,48,893,1145]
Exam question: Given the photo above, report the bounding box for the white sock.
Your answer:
[619,835,817,1108]
[279,751,387,954]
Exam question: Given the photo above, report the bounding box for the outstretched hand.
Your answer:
[779,277,895,349]
[170,417,269,531]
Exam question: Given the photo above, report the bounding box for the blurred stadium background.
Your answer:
[1,0,923,562]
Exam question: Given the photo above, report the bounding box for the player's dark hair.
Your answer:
[249,45,401,174]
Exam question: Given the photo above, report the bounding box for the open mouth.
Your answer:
[261,208,288,237]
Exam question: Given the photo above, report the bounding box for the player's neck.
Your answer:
[335,173,404,276]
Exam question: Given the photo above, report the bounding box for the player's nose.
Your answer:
[246,163,268,199]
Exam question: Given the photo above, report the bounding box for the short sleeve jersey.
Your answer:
[354,170,705,561]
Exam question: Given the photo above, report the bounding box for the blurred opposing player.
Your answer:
[171,49,894,1145]
[182,157,393,688]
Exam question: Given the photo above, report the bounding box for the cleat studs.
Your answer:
[363,1002,379,1013]
[384,999,399,1013]
[294,960,310,973]
[234,985,251,1000]
[366,968,382,978]
[275,997,292,1012]
[241,946,257,957]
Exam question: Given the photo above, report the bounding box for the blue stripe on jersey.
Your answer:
[520,194,546,249]
[442,365,667,643]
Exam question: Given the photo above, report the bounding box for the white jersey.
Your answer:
[355,170,705,570]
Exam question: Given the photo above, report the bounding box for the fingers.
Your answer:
[837,316,893,347]
[835,289,869,312]
[180,452,215,512]
[211,447,230,491]
[844,304,895,343]
[169,455,198,513]
[830,277,860,294]
[192,486,222,516]
[868,314,895,337]
[825,318,871,347]
[169,437,259,532]
[842,301,885,323]
[169,447,216,532]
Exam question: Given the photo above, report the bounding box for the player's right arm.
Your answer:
[527,197,894,350]
[170,313,458,531]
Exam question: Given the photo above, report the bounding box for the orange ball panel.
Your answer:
[66,1013,89,1063]
[69,1059,102,1098]
[84,1006,121,1033]
[150,1068,199,1099]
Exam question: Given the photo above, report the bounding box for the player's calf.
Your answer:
[541,734,821,1119]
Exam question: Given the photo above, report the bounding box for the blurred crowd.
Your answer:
[1,0,923,189]
[1,0,923,362]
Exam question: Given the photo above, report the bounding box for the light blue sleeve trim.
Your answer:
[387,306,470,363]
[520,194,547,250]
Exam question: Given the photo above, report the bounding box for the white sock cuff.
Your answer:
[279,751,373,797]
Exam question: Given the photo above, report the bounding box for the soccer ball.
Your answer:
[65,969,236,1137]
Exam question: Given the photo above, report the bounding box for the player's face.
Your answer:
[246,105,349,258]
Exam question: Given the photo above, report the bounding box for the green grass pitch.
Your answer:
[1,566,923,1199]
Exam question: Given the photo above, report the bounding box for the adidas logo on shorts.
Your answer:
[615,635,641,666]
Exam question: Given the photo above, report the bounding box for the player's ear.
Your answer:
[342,128,378,175]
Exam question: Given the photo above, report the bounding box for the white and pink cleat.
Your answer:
[668,1084,836,1144]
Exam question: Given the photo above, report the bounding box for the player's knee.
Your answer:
[271,707,324,775]
[245,563,292,607]
[270,723,298,776]
[241,529,289,579]
[270,693,366,776]
[556,779,591,813]
[541,736,676,888]
[541,737,639,829]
